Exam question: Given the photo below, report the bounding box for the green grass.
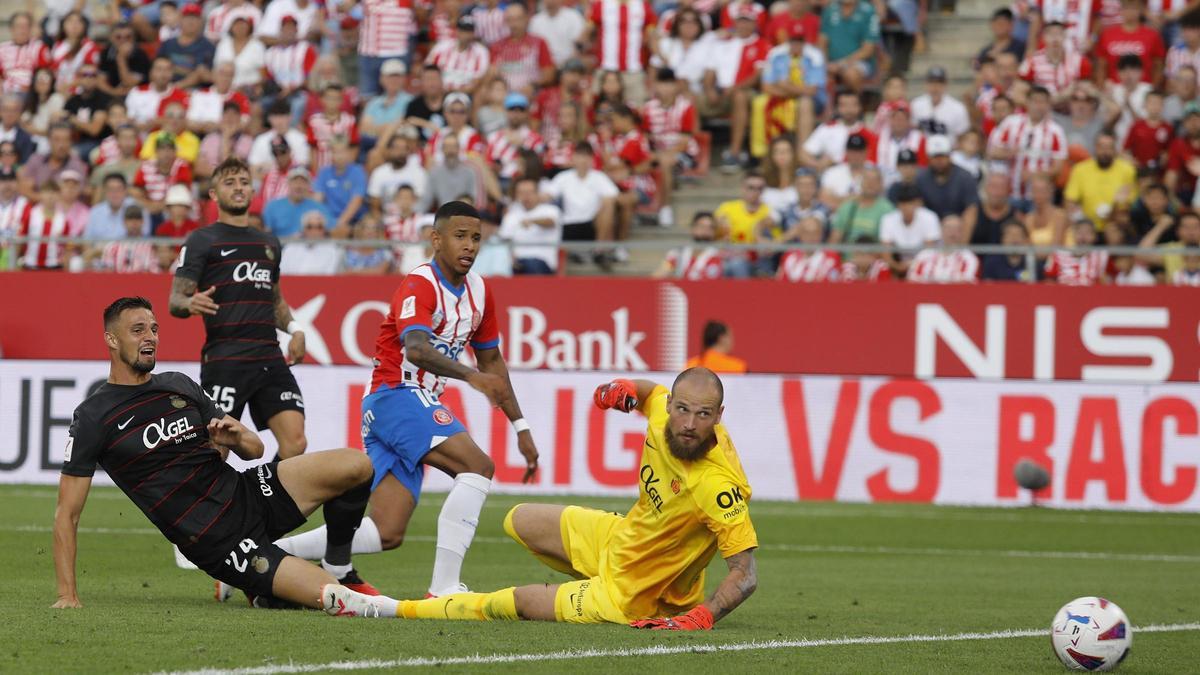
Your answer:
[2,485,1198,674]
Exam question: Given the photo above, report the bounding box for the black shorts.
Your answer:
[182,464,307,598]
[563,221,596,242]
[201,360,304,430]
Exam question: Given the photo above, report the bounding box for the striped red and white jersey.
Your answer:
[134,158,194,202]
[1172,266,1200,286]
[1147,0,1190,16]
[204,3,264,42]
[641,96,699,157]
[425,125,486,164]
[875,127,928,175]
[987,113,1068,195]
[359,0,418,57]
[0,195,28,240]
[717,1,768,35]
[97,240,160,273]
[426,40,491,91]
[383,207,422,243]
[776,249,841,283]
[470,5,510,46]
[306,112,360,169]
[260,163,293,204]
[94,136,127,166]
[541,127,583,169]
[664,245,724,280]
[1166,44,1200,84]
[125,84,189,126]
[18,203,68,269]
[50,39,100,90]
[264,42,318,90]
[486,126,546,178]
[1018,47,1091,95]
[429,10,457,47]
[370,263,500,395]
[1033,0,1096,51]
[839,259,892,282]
[590,0,657,73]
[1045,250,1110,285]
[871,99,909,138]
[0,39,51,93]
[906,249,980,283]
[491,35,553,94]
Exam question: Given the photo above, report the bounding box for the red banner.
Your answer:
[2,272,1198,382]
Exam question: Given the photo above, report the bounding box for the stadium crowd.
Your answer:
[0,0,1195,285]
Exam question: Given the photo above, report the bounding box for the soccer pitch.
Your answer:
[3,485,1198,674]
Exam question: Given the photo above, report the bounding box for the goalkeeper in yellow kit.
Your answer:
[320,367,758,629]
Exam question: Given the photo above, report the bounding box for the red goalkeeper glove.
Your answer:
[629,606,714,631]
[593,379,638,413]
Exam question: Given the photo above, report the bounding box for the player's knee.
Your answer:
[278,434,307,458]
[346,451,374,486]
[503,504,527,544]
[469,454,495,480]
[378,524,407,550]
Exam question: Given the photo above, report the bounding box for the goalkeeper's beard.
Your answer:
[665,426,714,462]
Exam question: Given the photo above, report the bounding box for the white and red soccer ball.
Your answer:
[1051,597,1132,671]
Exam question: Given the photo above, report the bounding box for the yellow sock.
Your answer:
[399,587,518,621]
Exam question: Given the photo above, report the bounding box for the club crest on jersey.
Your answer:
[431,310,445,327]
[471,311,482,330]
[433,409,454,425]
[264,247,275,261]
[671,478,681,494]
[170,395,187,409]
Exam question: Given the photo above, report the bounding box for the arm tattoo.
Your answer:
[168,277,197,318]
[403,331,477,382]
[475,348,524,421]
[705,550,758,622]
[272,283,294,331]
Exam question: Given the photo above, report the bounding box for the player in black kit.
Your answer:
[168,157,307,461]
[52,297,392,612]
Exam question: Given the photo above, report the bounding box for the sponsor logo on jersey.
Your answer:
[142,415,197,448]
[232,261,272,284]
[433,409,453,425]
[640,464,664,511]
[279,391,305,408]
[399,295,416,319]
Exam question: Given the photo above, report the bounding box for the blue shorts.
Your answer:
[361,384,467,502]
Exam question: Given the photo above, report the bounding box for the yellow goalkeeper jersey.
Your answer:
[603,385,758,619]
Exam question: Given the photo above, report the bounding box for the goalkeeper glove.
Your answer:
[593,379,638,413]
[629,605,714,631]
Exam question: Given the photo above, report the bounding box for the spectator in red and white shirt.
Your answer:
[766,0,821,46]
[987,85,1068,197]
[1045,217,1112,284]
[17,179,68,269]
[776,216,841,283]
[1166,15,1200,86]
[876,104,927,181]
[187,61,252,135]
[906,215,980,283]
[1094,0,1165,84]
[259,0,322,45]
[255,136,298,211]
[801,90,877,170]
[50,11,100,95]
[264,16,318,108]
[358,0,418,99]
[88,204,162,273]
[306,84,360,170]
[654,211,725,279]
[133,136,194,226]
[604,103,655,241]
[490,4,555,97]
[205,0,264,43]
[126,57,189,133]
[1027,0,1099,54]
[642,69,698,226]
[426,92,486,165]
[427,14,492,95]
[719,0,768,35]
[0,12,51,94]
[588,0,658,106]
[1165,104,1200,202]
[471,0,511,46]
[0,166,28,258]
[486,92,546,180]
[839,235,893,281]
[1019,21,1092,100]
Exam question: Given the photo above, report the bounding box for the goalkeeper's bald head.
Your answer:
[672,367,724,406]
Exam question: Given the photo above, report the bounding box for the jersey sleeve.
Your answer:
[393,274,438,339]
[470,283,500,350]
[691,466,759,558]
[61,406,103,478]
[643,384,670,419]
[174,228,211,281]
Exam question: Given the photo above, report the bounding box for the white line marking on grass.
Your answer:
[155,622,1200,675]
[9,525,1200,563]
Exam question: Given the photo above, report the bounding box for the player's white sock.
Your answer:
[275,517,383,559]
[429,472,491,595]
[322,560,353,579]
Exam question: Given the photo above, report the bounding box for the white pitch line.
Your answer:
[11,524,1200,564]
[155,622,1200,675]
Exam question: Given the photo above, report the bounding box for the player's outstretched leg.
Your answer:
[273,473,414,560]
[276,449,380,594]
[320,582,559,621]
[503,503,578,577]
[421,433,495,597]
[270,557,399,617]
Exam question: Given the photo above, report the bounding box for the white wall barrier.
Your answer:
[2,361,1198,511]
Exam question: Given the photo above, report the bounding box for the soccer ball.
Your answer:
[1051,597,1132,671]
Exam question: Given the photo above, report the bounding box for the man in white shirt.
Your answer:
[500,176,563,274]
[280,210,342,275]
[541,142,618,243]
[879,181,941,274]
[910,67,970,142]
[529,0,585,66]
[258,0,321,44]
[819,133,870,208]
[368,129,430,213]
[801,90,871,170]
[249,99,311,177]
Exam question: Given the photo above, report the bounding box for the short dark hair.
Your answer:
[700,320,728,351]
[692,210,714,225]
[573,140,594,155]
[323,83,344,95]
[992,7,1014,20]
[434,199,480,231]
[267,99,291,117]
[1028,86,1051,100]
[1144,182,1169,197]
[212,156,251,183]
[1000,218,1028,238]
[103,296,153,329]
[103,173,127,187]
[672,367,724,406]
[1117,54,1143,71]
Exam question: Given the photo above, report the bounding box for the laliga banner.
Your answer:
[2,272,1200,382]
[2,360,1199,511]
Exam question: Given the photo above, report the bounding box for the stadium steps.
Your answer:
[910,1,995,94]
